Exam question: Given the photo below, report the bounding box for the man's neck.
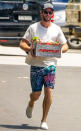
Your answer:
[40,21,52,28]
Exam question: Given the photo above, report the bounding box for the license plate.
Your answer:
[18,16,32,21]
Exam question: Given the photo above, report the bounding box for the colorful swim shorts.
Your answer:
[30,65,56,92]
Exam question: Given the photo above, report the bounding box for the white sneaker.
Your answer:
[40,122,48,130]
[26,104,33,118]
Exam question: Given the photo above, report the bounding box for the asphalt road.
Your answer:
[0,64,81,131]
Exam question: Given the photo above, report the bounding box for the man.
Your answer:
[20,3,68,130]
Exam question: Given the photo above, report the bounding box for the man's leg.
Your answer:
[41,66,56,122]
[29,66,43,107]
[40,87,53,130]
[26,66,43,118]
[29,91,41,107]
[26,91,41,118]
[41,87,53,122]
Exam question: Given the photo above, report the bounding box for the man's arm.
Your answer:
[20,39,31,52]
[62,43,69,53]
[20,38,35,56]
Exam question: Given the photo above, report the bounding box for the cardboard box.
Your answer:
[35,42,62,58]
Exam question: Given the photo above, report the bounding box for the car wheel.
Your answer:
[67,39,81,49]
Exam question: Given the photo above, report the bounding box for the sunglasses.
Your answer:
[43,10,53,15]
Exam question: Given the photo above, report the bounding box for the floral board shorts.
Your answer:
[30,65,56,92]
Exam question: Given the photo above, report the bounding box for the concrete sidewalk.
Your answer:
[0,45,81,67]
[0,45,81,56]
[0,45,27,56]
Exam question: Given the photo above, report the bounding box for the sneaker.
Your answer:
[40,122,48,130]
[26,104,33,118]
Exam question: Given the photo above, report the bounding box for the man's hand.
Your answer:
[30,48,36,57]
[62,43,69,53]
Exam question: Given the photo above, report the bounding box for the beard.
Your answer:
[42,15,51,22]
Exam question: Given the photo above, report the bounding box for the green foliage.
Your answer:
[32,36,39,42]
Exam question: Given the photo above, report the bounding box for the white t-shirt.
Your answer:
[23,22,67,67]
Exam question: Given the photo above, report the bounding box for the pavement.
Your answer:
[0,45,27,56]
[0,45,81,131]
[0,45,81,67]
[0,65,81,131]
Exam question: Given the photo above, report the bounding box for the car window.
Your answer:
[52,0,68,2]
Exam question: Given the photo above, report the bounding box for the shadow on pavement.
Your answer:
[0,124,40,130]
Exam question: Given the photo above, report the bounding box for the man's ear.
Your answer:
[40,10,43,17]
[40,10,43,14]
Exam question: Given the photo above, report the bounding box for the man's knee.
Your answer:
[30,91,41,101]
[44,88,53,100]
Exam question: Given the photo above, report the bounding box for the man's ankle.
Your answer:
[41,119,47,123]
[29,101,34,107]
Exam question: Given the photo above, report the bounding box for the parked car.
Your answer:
[65,0,81,49]
[0,0,50,46]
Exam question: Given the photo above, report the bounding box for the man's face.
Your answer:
[42,8,53,22]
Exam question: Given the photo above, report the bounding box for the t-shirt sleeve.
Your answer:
[23,26,32,43]
[57,27,67,45]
